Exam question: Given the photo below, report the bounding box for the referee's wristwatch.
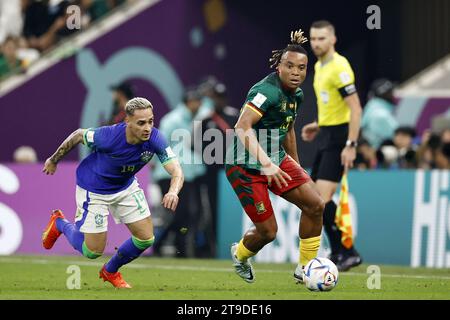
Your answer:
[345,140,358,148]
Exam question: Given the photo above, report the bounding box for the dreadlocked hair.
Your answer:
[269,29,308,69]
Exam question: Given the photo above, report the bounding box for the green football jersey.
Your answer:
[226,72,304,170]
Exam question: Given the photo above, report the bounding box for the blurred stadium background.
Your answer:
[0,0,449,299]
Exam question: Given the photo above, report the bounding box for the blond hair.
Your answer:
[125,97,153,116]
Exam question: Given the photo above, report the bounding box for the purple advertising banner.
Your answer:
[416,99,450,135]
[0,163,149,255]
[396,97,450,136]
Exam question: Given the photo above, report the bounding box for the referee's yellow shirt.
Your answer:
[313,52,357,126]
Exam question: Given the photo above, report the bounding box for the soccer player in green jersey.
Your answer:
[225,30,325,283]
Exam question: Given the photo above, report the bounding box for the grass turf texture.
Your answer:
[0,255,449,300]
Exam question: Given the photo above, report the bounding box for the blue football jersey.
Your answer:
[76,123,175,194]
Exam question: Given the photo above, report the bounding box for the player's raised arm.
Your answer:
[161,159,184,211]
[42,128,87,175]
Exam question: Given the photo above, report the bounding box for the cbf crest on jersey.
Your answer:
[140,151,153,163]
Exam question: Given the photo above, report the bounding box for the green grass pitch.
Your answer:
[0,255,449,300]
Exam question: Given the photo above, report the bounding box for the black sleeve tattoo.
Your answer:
[50,129,83,164]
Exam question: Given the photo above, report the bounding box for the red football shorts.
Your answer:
[225,156,311,223]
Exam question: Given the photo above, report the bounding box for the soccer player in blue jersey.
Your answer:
[42,97,184,288]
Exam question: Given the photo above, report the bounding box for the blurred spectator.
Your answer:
[0,36,24,79]
[0,0,131,82]
[193,82,239,257]
[198,75,218,100]
[75,0,110,26]
[435,143,450,169]
[0,0,23,44]
[195,82,239,156]
[440,128,450,144]
[13,145,37,163]
[152,87,207,258]
[196,75,219,119]
[107,81,135,125]
[109,0,128,7]
[417,129,450,169]
[22,0,53,40]
[15,35,39,68]
[361,78,399,149]
[24,0,77,52]
[393,126,417,168]
[377,140,398,169]
[354,139,377,169]
[416,130,439,169]
[402,148,418,168]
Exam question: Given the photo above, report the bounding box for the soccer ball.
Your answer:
[304,257,339,292]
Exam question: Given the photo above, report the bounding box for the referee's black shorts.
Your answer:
[310,123,348,183]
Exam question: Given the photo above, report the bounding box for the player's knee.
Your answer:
[259,228,277,243]
[305,199,325,219]
[316,199,326,216]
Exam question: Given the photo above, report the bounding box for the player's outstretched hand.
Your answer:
[42,158,57,175]
[162,192,179,212]
[261,162,292,189]
[301,122,319,142]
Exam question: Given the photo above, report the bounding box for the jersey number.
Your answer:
[121,165,135,173]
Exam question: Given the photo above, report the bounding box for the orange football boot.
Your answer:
[42,209,65,249]
[99,265,132,289]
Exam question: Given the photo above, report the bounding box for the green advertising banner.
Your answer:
[217,170,450,268]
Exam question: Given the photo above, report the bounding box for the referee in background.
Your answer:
[302,20,362,271]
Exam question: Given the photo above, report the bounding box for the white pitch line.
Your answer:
[1,257,450,281]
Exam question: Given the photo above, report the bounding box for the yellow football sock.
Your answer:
[236,239,256,262]
[299,235,321,267]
